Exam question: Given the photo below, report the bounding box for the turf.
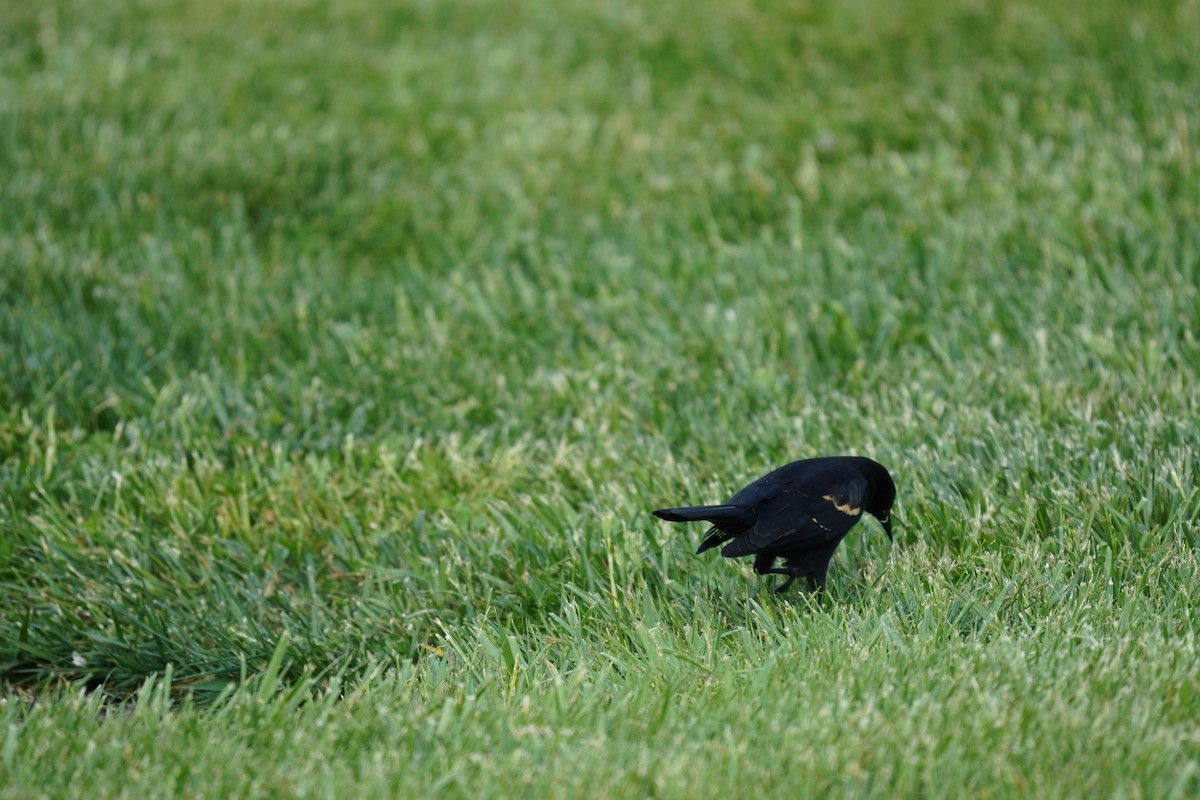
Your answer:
[2,0,1199,796]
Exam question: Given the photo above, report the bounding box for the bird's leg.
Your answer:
[761,568,826,595]
[760,567,801,594]
[753,552,778,575]
[772,573,800,594]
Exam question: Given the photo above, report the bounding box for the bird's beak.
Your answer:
[882,515,893,543]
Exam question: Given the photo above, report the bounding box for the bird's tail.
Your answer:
[652,504,749,524]
[652,505,754,554]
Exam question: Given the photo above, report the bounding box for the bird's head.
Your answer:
[857,458,897,542]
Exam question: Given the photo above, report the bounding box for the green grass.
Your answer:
[2,0,1200,796]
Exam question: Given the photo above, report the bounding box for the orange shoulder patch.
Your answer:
[822,494,861,516]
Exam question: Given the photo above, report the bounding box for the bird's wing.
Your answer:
[724,472,867,555]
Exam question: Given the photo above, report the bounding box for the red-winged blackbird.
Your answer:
[653,456,895,593]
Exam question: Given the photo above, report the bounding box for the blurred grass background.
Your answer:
[2,0,1199,796]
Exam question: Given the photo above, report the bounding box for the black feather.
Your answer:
[652,456,896,594]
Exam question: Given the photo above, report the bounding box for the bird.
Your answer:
[653,456,895,594]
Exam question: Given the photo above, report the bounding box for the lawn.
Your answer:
[2,0,1199,796]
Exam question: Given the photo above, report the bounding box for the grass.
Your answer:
[2,0,1199,795]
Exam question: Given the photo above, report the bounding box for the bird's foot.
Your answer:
[772,574,800,594]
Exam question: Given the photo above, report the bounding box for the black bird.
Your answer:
[653,456,895,593]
